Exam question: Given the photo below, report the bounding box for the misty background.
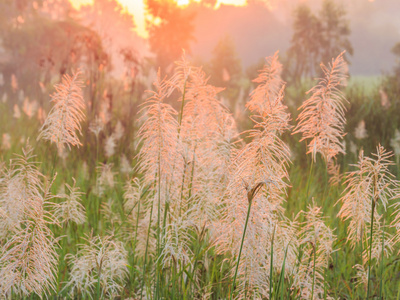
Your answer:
[183,0,400,75]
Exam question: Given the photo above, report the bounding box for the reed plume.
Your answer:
[95,163,115,196]
[0,145,44,238]
[89,115,104,139]
[121,177,147,243]
[53,178,86,225]
[327,158,342,186]
[38,71,85,151]
[294,51,348,162]
[105,134,116,158]
[246,51,284,115]
[136,70,180,189]
[64,234,128,298]
[337,146,398,247]
[177,58,238,227]
[124,177,145,213]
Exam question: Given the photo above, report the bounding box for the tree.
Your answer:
[285,4,322,82]
[80,0,139,61]
[284,0,352,83]
[319,0,353,65]
[0,15,108,109]
[208,35,242,108]
[392,42,400,77]
[145,0,195,72]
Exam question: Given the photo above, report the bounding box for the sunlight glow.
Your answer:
[69,0,251,38]
[176,0,190,6]
[69,0,92,8]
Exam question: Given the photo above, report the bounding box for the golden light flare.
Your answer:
[69,0,249,38]
[176,0,190,5]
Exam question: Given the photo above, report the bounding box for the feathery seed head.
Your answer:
[89,115,104,138]
[38,71,85,151]
[0,146,59,298]
[338,145,399,247]
[52,178,86,225]
[64,234,128,298]
[294,51,348,162]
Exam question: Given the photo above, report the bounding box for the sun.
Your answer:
[176,0,190,5]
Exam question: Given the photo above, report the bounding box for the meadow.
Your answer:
[1,51,400,300]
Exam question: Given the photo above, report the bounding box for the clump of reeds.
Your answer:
[337,146,398,247]
[135,54,239,298]
[216,53,296,298]
[294,203,335,300]
[337,145,399,297]
[0,145,59,298]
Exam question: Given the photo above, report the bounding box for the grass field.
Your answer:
[1,52,400,300]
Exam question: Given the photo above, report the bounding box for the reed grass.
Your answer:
[1,53,400,300]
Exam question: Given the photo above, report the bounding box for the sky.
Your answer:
[68,0,400,75]
[69,0,248,38]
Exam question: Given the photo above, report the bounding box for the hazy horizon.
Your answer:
[70,0,400,76]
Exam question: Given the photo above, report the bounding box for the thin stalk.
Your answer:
[178,162,188,217]
[132,196,141,260]
[140,200,155,300]
[276,242,290,299]
[269,225,276,300]
[397,279,400,300]
[92,135,100,228]
[322,161,329,209]
[159,196,170,296]
[96,262,103,300]
[335,250,338,299]
[114,184,150,235]
[230,199,253,300]
[96,135,99,171]
[156,128,162,299]
[166,74,188,206]
[311,244,316,300]
[367,198,377,299]
[177,75,188,134]
[172,260,176,299]
[50,148,58,178]
[187,146,196,200]
[305,159,314,212]
[324,267,327,300]
[187,225,206,295]
[297,245,309,299]
[379,221,385,299]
